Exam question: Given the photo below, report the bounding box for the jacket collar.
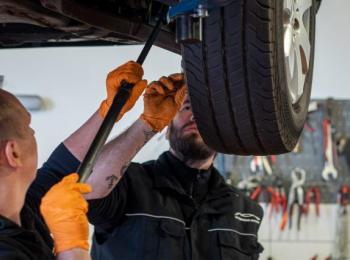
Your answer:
[152,152,237,214]
[0,205,34,236]
[153,152,211,194]
[0,215,20,235]
[153,152,189,196]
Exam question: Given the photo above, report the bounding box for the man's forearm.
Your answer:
[63,111,103,161]
[84,118,156,200]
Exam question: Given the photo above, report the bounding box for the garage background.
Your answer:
[0,0,349,259]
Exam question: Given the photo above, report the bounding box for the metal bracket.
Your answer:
[168,0,208,21]
[167,0,207,43]
[167,0,232,43]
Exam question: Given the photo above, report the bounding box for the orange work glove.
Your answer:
[140,73,187,132]
[99,61,148,122]
[40,173,92,254]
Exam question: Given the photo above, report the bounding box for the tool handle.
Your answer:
[78,81,133,182]
[136,14,164,64]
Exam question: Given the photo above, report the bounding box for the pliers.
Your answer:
[280,168,306,231]
[304,186,321,217]
[339,184,350,208]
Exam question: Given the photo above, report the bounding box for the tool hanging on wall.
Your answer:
[304,186,321,217]
[305,117,318,154]
[237,176,260,196]
[322,119,338,181]
[331,184,350,259]
[288,168,306,230]
[280,168,306,231]
[269,184,287,218]
[250,156,273,176]
[292,138,303,153]
[78,7,168,182]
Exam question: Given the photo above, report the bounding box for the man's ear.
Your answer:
[4,140,23,168]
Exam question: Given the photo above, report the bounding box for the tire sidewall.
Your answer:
[275,0,316,147]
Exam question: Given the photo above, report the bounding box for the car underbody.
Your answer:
[0,0,179,53]
[0,0,323,155]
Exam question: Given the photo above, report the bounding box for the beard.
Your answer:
[168,122,215,163]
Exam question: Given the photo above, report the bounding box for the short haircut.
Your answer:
[0,90,26,142]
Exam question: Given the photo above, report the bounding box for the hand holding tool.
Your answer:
[99,61,147,121]
[78,8,167,182]
[140,73,187,132]
[40,174,92,253]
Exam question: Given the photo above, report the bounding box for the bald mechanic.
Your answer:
[0,90,92,259]
[0,61,152,259]
[0,60,184,259]
[32,61,264,259]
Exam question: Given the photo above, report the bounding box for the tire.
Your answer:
[181,0,316,155]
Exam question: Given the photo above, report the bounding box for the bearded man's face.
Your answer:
[168,95,214,162]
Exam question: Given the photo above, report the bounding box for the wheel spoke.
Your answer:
[289,45,296,79]
[298,0,312,15]
[288,48,298,102]
[295,23,311,74]
[284,0,294,11]
[294,44,305,96]
[284,24,293,58]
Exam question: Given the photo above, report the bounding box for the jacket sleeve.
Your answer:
[26,143,80,215]
[87,164,138,232]
[244,194,265,259]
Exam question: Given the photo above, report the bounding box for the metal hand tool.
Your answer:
[322,119,338,181]
[332,185,350,259]
[288,168,306,230]
[304,186,321,217]
[280,168,305,231]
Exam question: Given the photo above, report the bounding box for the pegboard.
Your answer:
[215,99,350,203]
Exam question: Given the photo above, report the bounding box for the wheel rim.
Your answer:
[283,0,312,104]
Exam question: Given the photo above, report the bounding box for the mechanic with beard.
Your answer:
[86,83,264,260]
[34,64,264,259]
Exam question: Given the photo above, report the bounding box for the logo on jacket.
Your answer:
[234,212,261,224]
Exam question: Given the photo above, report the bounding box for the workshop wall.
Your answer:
[219,99,350,260]
[258,203,350,260]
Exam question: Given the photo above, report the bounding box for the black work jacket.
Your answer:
[88,152,264,260]
[0,204,54,260]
